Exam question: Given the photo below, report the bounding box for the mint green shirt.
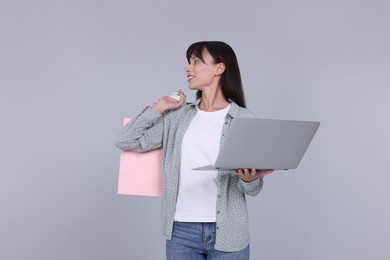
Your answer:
[115,99,263,252]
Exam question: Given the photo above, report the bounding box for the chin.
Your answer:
[188,84,199,90]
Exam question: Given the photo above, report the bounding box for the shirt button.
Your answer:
[217,211,220,214]
[224,121,228,125]
[216,226,220,230]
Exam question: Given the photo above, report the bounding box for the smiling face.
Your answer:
[185,48,224,91]
[185,41,246,107]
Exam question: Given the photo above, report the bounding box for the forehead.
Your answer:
[189,48,213,61]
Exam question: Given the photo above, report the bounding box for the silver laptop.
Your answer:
[192,118,320,171]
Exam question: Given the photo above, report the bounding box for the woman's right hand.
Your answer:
[152,89,185,114]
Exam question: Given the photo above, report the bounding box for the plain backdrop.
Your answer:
[1,0,389,259]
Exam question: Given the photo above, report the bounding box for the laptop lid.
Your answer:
[193,118,320,171]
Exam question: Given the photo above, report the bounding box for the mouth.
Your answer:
[187,75,194,81]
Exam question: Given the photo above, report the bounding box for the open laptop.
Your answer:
[192,118,320,171]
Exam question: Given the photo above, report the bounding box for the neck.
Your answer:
[198,88,229,112]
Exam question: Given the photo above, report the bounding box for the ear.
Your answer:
[215,62,226,76]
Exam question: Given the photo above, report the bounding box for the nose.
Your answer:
[185,63,191,73]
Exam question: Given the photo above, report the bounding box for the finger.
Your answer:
[178,90,186,99]
[235,169,243,175]
[258,169,274,177]
[261,169,273,174]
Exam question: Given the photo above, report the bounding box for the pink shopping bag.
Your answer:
[117,118,163,196]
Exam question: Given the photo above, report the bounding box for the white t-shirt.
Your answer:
[174,104,231,222]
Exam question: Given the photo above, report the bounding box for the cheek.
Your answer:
[198,67,215,77]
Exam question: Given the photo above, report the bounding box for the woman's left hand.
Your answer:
[234,168,274,182]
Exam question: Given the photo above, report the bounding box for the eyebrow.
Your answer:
[189,55,204,63]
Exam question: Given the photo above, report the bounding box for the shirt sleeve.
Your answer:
[237,177,263,196]
[114,106,164,152]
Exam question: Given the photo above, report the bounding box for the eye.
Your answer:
[188,56,201,65]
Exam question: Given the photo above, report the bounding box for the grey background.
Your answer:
[1,0,389,259]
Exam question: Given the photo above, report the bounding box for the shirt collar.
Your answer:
[189,98,241,118]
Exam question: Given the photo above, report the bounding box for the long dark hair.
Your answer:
[186,41,246,108]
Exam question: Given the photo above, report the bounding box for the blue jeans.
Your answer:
[166,222,250,260]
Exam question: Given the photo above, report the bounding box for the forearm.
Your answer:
[237,177,263,196]
[114,106,163,152]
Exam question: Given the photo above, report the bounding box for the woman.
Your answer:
[115,41,273,260]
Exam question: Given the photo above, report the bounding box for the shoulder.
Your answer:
[228,102,257,119]
[164,101,196,119]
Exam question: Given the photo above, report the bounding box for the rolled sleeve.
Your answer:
[237,177,263,196]
[114,106,163,152]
